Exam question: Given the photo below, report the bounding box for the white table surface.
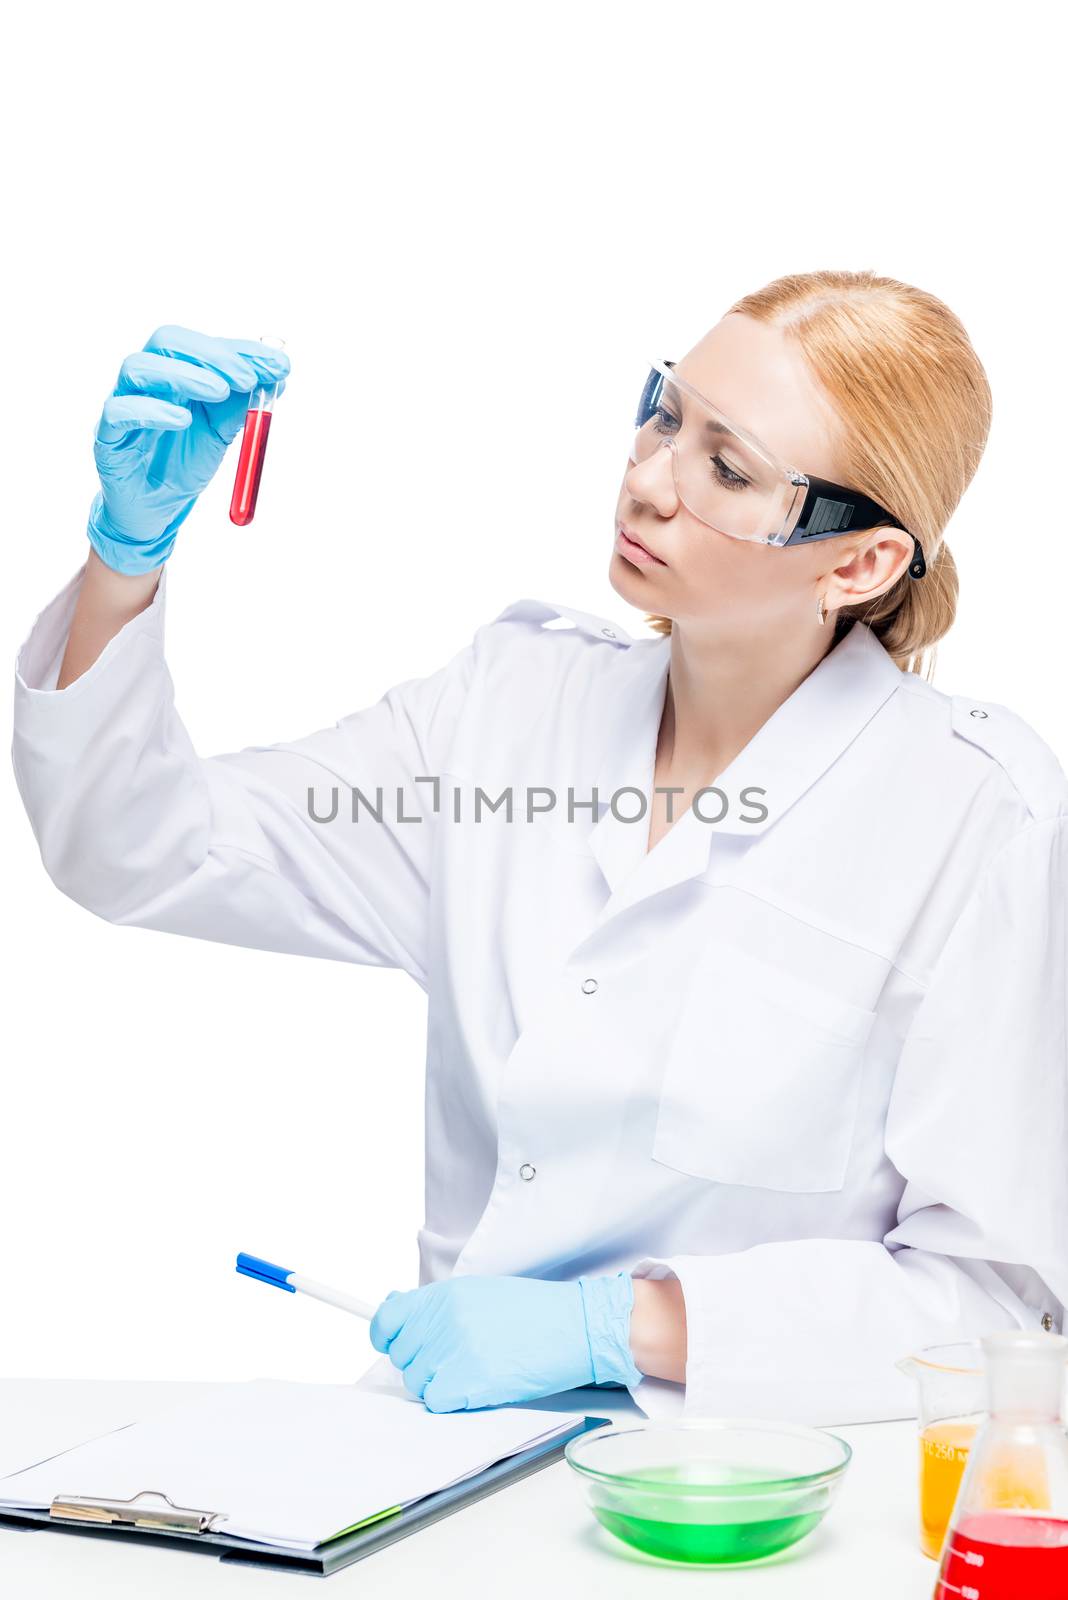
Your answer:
[0,1379,936,1598]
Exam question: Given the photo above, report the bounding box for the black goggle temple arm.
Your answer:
[785,474,926,580]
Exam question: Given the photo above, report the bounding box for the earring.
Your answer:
[816,594,826,627]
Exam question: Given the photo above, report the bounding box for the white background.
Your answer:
[2,1,1065,1384]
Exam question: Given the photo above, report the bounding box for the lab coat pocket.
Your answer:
[652,946,878,1194]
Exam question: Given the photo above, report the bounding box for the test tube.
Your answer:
[229,335,286,527]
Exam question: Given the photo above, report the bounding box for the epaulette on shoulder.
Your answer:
[950,694,1068,821]
[488,597,634,646]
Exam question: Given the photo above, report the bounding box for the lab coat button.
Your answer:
[1042,1312,1055,1331]
[581,977,599,995]
[601,628,617,638]
[970,709,989,719]
[519,1163,537,1181]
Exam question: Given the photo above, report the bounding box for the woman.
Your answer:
[13,271,1068,1424]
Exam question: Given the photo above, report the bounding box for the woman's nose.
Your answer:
[625,441,679,517]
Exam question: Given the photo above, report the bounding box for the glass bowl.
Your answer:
[564,1417,852,1565]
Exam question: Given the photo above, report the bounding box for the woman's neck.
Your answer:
[657,618,841,788]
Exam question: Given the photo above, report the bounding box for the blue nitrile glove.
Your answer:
[368,1272,644,1412]
[87,325,290,574]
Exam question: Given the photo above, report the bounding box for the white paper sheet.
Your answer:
[0,1379,584,1550]
[0,1379,237,1479]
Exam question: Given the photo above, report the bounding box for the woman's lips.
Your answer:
[615,524,667,566]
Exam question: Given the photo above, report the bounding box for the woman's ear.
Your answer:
[827,526,914,604]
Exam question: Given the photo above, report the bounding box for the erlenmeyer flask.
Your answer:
[933,1329,1068,1598]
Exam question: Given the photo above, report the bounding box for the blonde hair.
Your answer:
[644,269,992,679]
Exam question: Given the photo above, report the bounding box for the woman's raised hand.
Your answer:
[87,326,290,574]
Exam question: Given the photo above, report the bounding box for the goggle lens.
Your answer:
[630,364,801,543]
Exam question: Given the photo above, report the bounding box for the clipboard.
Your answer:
[0,1414,610,1577]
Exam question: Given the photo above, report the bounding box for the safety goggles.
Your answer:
[630,359,926,579]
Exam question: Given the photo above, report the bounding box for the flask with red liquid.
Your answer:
[933,1329,1068,1599]
[230,335,286,527]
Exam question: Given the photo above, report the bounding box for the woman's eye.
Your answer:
[645,411,750,491]
[651,407,680,435]
[711,455,750,492]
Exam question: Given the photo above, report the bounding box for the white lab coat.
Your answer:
[12,564,1068,1424]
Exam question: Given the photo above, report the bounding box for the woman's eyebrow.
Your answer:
[664,382,737,436]
[663,381,766,458]
[696,412,770,463]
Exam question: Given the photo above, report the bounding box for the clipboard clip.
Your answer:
[50,1489,225,1534]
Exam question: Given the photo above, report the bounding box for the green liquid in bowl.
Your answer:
[586,1461,831,1565]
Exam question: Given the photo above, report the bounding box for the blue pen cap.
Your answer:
[236,1252,296,1292]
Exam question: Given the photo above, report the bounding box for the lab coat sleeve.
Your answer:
[12,563,478,987]
[624,813,1068,1426]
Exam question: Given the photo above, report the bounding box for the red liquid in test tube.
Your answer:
[229,335,285,527]
[229,403,273,526]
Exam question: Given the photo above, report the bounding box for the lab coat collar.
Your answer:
[698,618,905,838]
[575,619,905,901]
